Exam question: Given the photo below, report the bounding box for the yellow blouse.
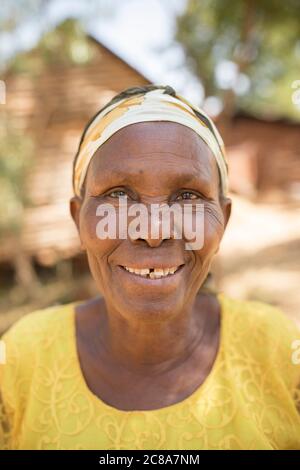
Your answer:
[1,293,300,450]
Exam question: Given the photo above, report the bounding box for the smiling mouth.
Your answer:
[119,265,184,279]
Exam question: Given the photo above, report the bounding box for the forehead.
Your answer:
[86,121,218,180]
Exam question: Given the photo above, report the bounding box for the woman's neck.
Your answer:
[96,293,219,376]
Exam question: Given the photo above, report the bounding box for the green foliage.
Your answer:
[0,0,46,33]
[8,19,96,75]
[176,0,300,119]
[0,118,33,236]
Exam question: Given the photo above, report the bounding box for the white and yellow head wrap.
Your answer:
[73,87,228,197]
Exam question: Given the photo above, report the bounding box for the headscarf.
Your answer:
[73,87,228,197]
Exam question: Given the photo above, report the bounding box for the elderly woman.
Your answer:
[1,85,300,450]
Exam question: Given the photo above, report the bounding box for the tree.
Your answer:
[0,115,39,293]
[176,0,300,121]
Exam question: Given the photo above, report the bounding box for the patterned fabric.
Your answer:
[1,293,300,450]
[73,88,228,197]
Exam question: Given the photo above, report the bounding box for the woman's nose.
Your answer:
[128,204,176,248]
[134,234,170,248]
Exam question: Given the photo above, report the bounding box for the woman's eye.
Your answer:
[177,191,198,200]
[108,190,127,198]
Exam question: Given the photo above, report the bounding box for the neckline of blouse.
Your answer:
[68,291,227,415]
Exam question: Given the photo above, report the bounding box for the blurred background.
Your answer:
[0,0,299,334]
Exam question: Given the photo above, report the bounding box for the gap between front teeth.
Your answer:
[123,266,180,279]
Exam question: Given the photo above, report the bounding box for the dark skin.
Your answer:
[70,121,231,411]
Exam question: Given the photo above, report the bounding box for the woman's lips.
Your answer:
[116,263,186,286]
[121,265,181,279]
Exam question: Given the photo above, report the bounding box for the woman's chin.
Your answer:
[100,263,192,321]
[120,299,184,322]
[111,287,186,322]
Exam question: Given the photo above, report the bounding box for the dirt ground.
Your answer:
[215,193,300,327]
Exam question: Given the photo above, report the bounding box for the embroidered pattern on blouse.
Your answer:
[1,294,300,450]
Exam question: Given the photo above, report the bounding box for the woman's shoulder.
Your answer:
[0,302,77,381]
[220,292,299,339]
[1,302,75,347]
[220,292,300,389]
[0,303,77,442]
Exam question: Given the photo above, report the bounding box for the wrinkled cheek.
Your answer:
[79,202,117,276]
[80,216,115,293]
[205,219,223,254]
[193,208,224,263]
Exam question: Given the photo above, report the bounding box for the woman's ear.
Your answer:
[214,196,232,256]
[70,196,85,250]
[221,196,232,231]
[70,196,81,229]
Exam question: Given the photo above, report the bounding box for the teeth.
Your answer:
[154,269,164,276]
[123,266,180,278]
[140,268,150,275]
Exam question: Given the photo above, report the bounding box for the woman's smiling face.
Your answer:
[71,121,231,321]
